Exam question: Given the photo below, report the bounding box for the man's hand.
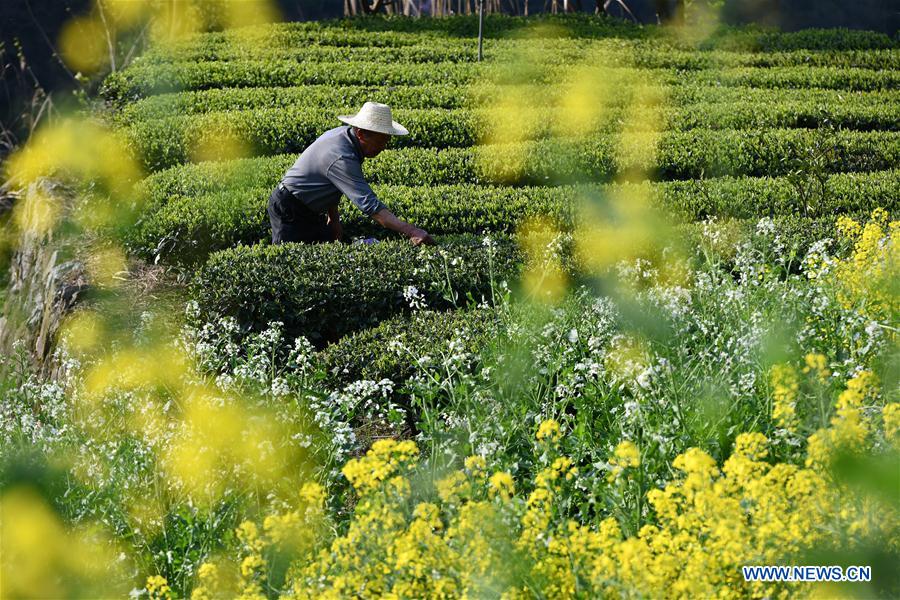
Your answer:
[372,208,436,246]
[408,227,435,246]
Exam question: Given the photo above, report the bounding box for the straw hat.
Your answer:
[338,102,409,136]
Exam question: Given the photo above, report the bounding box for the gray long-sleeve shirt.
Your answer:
[281,126,386,217]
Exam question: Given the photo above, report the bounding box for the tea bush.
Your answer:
[317,307,500,386]
[103,61,899,103]
[137,38,900,70]
[124,101,899,171]
[130,171,900,265]
[117,83,899,125]
[100,60,477,102]
[131,127,899,176]
[190,235,520,344]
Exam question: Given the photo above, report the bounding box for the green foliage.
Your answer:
[138,38,900,70]
[129,171,900,265]
[124,101,900,171]
[648,128,897,180]
[100,61,477,103]
[134,127,900,182]
[103,58,899,103]
[140,41,482,65]
[700,26,898,52]
[125,108,479,171]
[143,17,898,53]
[687,66,900,92]
[317,307,500,386]
[137,154,296,207]
[117,84,900,126]
[115,84,472,124]
[190,235,520,344]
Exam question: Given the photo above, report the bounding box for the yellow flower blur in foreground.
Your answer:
[474,33,684,301]
[5,118,143,237]
[518,216,569,304]
[12,186,61,236]
[6,119,140,199]
[58,0,282,74]
[1,487,128,598]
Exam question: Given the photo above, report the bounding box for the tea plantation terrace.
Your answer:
[109,16,899,352]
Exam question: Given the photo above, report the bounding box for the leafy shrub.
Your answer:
[689,66,900,92]
[190,235,520,344]
[117,83,900,125]
[317,307,500,386]
[648,128,897,181]
[130,171,900,265]
[115,84,473,124]
[144,16,897,55]
[138,38,899,70]
[137,154,296,208]
[140,42,481,65]
[103,60,899,103]
[702,26,898,52]
[358,17,898,50]
[125,108,480,171]
[124,101,899,171]
[135,128,900,183]
[101,61,477,103]
[667,86,900,106]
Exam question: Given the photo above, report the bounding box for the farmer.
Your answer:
[268,102,435,246]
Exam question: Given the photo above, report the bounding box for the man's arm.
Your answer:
[372,208,435,246]
[326,157,434,245]
[326,205,342,241]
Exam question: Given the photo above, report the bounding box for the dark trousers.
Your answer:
[267,185,332,244]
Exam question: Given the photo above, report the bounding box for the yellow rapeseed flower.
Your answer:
[436,471,471,504]
[236,520,265,553]
[803,353,831,383]
[240,554,265,579]
[342,439,419,494]
[299,481,326,508]
[770,363,800,432]
[608,440,640,482]
[836,215,862,240]
[733,432,769,461]
[489,471,516,501]
[281,419,898,599]
[536,419,561,444]
[190,563,219,600]
[806,370,878,469]
[828,210,897,323]
[613,440,640,467]
[464,455,487,476]
[145,575,172,600]
[412,502,442,530]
